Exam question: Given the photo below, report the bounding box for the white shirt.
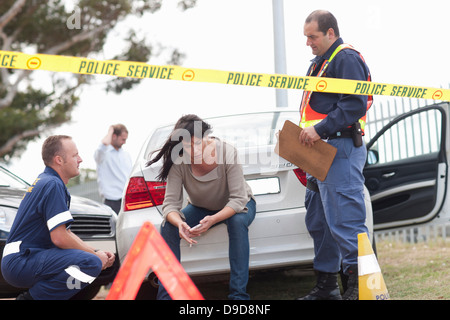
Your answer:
[94,143,132,200]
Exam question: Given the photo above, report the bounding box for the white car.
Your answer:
[115,110,374,297]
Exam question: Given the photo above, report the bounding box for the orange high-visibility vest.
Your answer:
[299,44,373,131]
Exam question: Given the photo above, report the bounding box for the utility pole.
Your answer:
[272,0,288,108]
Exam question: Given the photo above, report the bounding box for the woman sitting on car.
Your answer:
[147,114,255,300]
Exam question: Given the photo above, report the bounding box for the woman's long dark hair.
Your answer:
[146,114,212,181]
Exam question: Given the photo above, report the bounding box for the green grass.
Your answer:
[376,239,450,300]
[195,239,450,300]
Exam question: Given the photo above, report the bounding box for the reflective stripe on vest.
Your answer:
[299,44,373,130]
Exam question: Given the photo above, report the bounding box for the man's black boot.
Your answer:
[16,291,34,300]
[297,271,342,300]
[342,265,359,300]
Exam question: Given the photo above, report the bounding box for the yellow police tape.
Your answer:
[1,50,449,101]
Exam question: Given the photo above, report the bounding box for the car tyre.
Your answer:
[135,273,159,300]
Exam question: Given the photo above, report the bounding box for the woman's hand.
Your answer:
[178,221,198,245]
[196,215,215,233]
[180,216,216,245]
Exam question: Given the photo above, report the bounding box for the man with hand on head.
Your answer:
[95,124,132,214]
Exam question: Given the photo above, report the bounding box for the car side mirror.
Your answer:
[367,149,379,165]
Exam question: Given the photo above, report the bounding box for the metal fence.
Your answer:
[375,222,450,244]
[364,93,448,144]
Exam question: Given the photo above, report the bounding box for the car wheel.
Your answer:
[135,273,159,300]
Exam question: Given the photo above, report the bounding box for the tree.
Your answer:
[0,0,196,161]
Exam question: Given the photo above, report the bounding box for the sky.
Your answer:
[6,0,450,183]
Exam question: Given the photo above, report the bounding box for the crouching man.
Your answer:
[1,135,115,300]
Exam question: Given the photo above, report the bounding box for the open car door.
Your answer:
[364,103,448,231]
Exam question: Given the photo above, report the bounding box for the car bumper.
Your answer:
[116,197,373,278]
[116,206,316,276]
[116,207,164,264]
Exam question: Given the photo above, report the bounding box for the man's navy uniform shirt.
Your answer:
[6,166,74,252]
[307,38,371,138]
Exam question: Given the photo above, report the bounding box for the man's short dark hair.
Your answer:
[112,124,128,137]
[42,135,71,166]
[306,10,340,37]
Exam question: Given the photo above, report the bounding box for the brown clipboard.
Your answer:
[275,120,337,181]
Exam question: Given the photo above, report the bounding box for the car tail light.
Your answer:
[293,168,307,187]
[124,177,166,211]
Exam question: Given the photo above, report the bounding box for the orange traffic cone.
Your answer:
[358,232,390,300]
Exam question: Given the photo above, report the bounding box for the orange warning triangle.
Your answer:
[106,221,204,300]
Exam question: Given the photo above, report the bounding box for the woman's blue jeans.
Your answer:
[156,198,256,300]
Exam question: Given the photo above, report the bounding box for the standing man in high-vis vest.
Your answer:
[297,10,372,300]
